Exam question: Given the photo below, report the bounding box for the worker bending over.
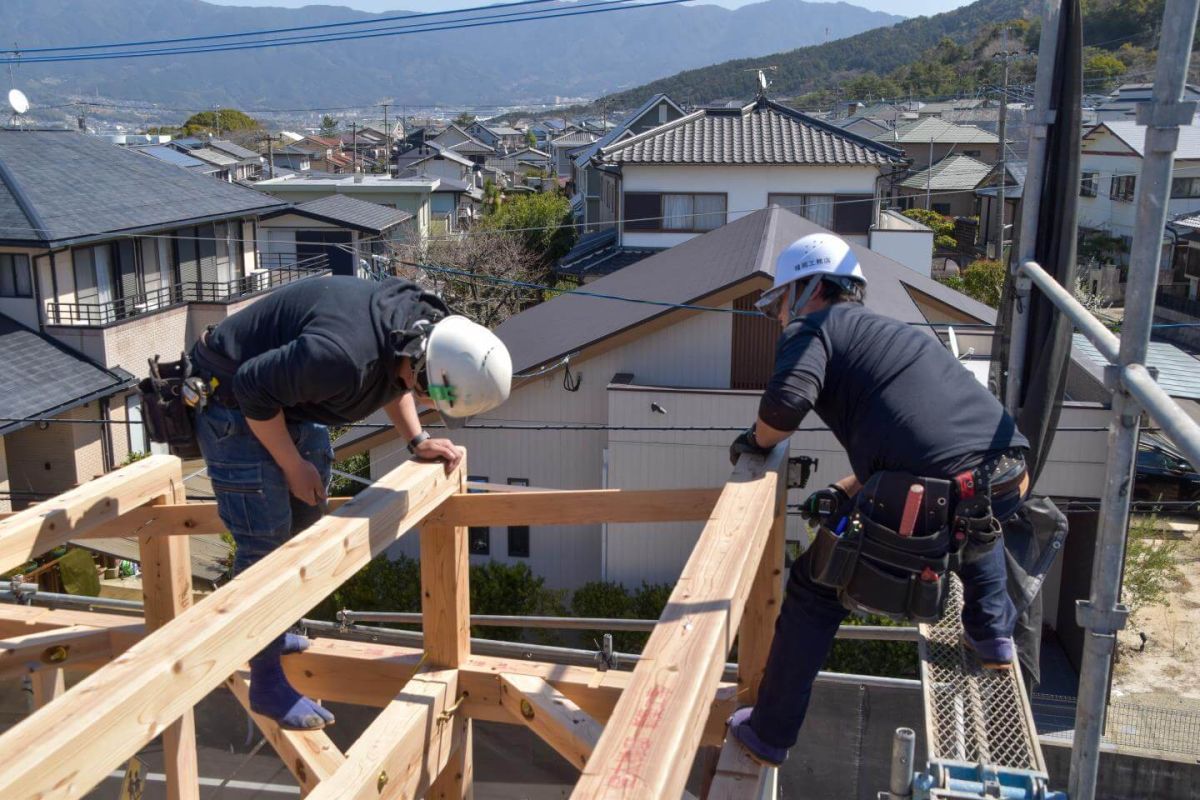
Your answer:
[190,275,511,730]
[727,234,1030,766]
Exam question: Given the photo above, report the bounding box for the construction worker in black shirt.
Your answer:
[727,233,1031,766]
[190,276,512,730]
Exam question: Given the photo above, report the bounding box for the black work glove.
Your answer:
[798,484,850,522]
[729,426,771,466]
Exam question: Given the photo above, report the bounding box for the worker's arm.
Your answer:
[384,392,464,475]
[245,411,326,506]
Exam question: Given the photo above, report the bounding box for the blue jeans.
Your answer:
[195,404,333,576]
[748,487,1023,750]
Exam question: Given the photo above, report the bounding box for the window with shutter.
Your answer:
[624,192,661,231]
[833,195,874,235]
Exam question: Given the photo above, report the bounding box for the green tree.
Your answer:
[1084,49,1127,92]
[942,258,1007,307]
[453,111,477,127]
[1122,515,1184,618]
[320,115,340,137]
[524,128,538,148]
[480,192,577,270]
[843,72,902,101]
[470,561,566,642]
[182,109,259,136]
[570,580,673,653]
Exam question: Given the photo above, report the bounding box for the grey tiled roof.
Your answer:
[0,314,135,436]
[0,130,285,247]
[598,98,903,166]
[285,194,411,233]
[900,154,992,191]
[874,117,999,146]
[209,139,262,161]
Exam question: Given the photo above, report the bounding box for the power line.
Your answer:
[0,0,690,66]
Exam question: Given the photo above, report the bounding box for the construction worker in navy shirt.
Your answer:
[190,275,512,730]
[727,234,1031,766]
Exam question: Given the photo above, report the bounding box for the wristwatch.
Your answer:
[407,431,431,454]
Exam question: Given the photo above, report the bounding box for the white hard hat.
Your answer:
[421,315,512,428]
[756,234,866,317]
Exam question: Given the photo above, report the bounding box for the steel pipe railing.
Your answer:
[1020,261,1120,363]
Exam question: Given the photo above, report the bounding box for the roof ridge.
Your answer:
[598,108,706,156]
[761,97,904,160]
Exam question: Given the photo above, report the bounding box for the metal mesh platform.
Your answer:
[918,575,1046,773]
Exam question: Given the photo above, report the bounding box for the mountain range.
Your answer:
[7,0,903,110]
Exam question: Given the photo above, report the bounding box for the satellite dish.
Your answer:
[8,89,29,115]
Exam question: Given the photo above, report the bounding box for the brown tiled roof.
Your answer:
[597,98,902,167]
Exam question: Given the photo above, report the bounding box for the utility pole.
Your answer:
[351,122,358,173]
[993,27,1013,262]
[264,133,275,178]
[381,102,391,177]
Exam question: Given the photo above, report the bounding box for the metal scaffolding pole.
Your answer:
[1068,0,1200,795]
[1004,0,1062,413]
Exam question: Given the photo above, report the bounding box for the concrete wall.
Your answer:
[870,227,934,277]
[3,404,106,508]
[1041,739,1200,800]
[369,308,733,589]
[619,164,879,248]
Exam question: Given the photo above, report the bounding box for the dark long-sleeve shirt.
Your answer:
[758,302,1028,481]
[196,275,447,425]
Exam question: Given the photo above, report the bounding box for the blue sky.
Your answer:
[206,0,974,18]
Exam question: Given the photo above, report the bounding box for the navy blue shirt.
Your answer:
[759,302,1028,481]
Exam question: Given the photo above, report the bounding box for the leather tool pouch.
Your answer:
[808,471,956,622]
[138,353,202,459]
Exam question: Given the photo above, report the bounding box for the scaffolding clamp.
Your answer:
[1075,599,1129,636]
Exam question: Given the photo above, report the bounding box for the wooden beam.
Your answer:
[736,468,788,705]
[72,498,351,540]
[458,656,738,748]
[572,444,788,799]
[703,736,769,800]
[426,718,473,800]
[0,454,181,573]
[305,669,463,800]
[139,484,200,800]
[0,457,462,800]
[0,604,143,637]
[425,488,723,528]
[0,625,119,678]
[500,672,602,770]
[30,668,65,709]
[226,672,346,797]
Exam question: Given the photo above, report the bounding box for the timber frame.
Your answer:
[0,445,788,799]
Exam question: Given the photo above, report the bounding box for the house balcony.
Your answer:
[42,254,330,377]
[44,254,330,327]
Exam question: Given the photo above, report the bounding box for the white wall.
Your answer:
[869,217,934,277]
[619,164,879,248]
[369,307,733,589]
[1079,127,1200,245]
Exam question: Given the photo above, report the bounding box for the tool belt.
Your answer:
[806,467,1004,622]
[190,328,242,409]
[137,353,203,459]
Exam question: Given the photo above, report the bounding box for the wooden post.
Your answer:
[139,474,200,800]
[29,668,65,709]
[736,467,789,705]
[0,457,461,800]
[421,466,472,798]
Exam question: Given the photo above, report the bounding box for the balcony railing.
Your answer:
[45,254,329,327]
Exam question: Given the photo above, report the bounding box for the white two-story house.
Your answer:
[592,96,905,249]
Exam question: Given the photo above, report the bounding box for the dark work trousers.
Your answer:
[748,485,1025,750]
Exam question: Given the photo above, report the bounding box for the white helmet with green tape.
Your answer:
[419,315,512,428]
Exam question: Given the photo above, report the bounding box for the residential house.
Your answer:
[268,145,313,173]
[343,207,1109,635]
[975,161,1025,260]
[292,136,355,174]
[548,130,598,179]
[897,153,993,217]
[485,147,552,185]
[395,143,476,185]
[836,115,893,139]
[339,127,389,171]
[168,138,262,182]
[425,176,483,233]
[131,145,221,178]
[593,96,903,249]
[1159,212,1200,348]
[466,122,527,153]
[430,125,495,165]
[255,173,438,243]
[1096,83,1200,122]
[572,94,687,229]
[873,117,1001,170]
[0,130,314,501]
[259,195,413,278]
[1077,120,1200,266]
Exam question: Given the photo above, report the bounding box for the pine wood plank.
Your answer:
[0,625,118,678]
[736,472,788,705]
[0,454,181,573]
[0,457,461,800]
[500,672,603,770]
[305,669,463,800]
[703,736,768,800]
[571,445,788,800]
[225,671,346,797]
[425,488,723,527]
